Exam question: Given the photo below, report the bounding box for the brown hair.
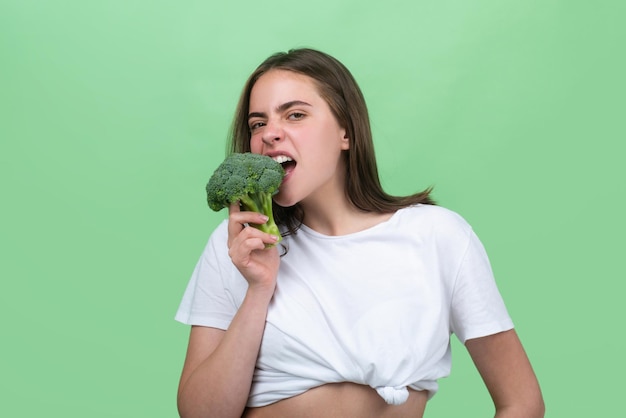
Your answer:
[228,48,434,235]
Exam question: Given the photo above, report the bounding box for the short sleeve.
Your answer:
[175,221,245,330]
[449,229,514,343]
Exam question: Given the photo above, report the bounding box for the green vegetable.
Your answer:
[206,153,285,244]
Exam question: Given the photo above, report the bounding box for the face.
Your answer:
[248,69,349,208]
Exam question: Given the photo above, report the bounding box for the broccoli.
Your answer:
[206,152,285,244]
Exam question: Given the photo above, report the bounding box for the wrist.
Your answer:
[245,282,276,304]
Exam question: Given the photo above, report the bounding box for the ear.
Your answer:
[340,130,350,150]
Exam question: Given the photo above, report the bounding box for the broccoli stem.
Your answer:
[239,193,281,244]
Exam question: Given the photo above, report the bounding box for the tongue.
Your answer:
[282,161,296,176]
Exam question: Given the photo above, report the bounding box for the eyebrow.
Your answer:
[248,100,312,120]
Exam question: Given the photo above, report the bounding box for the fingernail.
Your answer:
[260,215,269,222]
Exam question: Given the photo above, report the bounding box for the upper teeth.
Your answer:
[272,155,293,164]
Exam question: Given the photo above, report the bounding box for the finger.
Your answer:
[228,201,274,244]
[228,221,274,251]
[227,202,243,247]
[234,224,279,246]
[229,206,270,227]
[229,234,280,273]
[236,235,268,256]
[228,201,241,217]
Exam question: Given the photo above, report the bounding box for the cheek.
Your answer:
[249,135,262,154]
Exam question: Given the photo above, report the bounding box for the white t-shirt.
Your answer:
[175,204,514,407]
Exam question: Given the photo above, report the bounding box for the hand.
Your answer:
[227,203,280,293]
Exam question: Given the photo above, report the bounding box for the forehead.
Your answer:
[249,70,321,106]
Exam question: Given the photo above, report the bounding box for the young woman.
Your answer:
[175,48,544,418]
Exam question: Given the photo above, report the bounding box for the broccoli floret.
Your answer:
[206,153,285,244]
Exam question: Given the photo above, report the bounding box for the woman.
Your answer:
[175,48,544,417]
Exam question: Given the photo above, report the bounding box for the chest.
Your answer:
[257,235,452,379]
[277,232,449,316]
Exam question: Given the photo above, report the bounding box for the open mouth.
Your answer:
[272,155,296,176]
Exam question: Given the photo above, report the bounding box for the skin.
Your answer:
[177,69,545,417]
[248,69,369,234]
[466,330,545,417]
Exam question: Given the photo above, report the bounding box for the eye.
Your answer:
[288,112,305,120]
[249,121,266,131]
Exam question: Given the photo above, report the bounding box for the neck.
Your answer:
[301,197,393,236]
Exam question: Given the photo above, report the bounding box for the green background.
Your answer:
[1,1,624,416]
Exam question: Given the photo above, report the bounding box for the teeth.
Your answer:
[272,155,293,164]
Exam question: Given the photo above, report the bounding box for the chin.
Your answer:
[273,198,295,208]
[273,192,300,209]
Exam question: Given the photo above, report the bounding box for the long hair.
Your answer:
[229,48,434,235]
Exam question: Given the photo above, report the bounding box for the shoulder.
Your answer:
[390,205,477,260]
[199,219,229,259]
[395,204,473,237]
[210,219,229,241]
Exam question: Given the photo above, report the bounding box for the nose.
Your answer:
[261,119,283,145]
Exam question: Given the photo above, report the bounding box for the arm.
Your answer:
[177,288,273,418]
[177,205,280,418]
[465,329,545,418]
